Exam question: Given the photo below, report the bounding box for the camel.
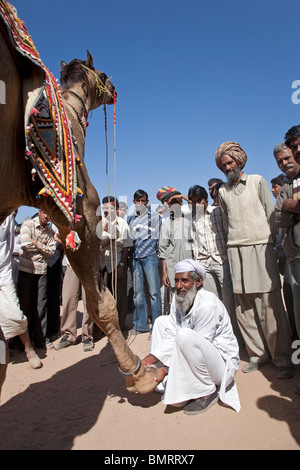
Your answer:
[0,1,158,398]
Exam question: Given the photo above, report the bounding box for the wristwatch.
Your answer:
[119,262,125,267]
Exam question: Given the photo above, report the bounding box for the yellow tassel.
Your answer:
[38,187,52,197]
[76,156,83,167]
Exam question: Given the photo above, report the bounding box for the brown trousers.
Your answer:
[235,288,292,368]
[60,266,93,343]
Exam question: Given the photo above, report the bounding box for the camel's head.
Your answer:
[60,50,116,111]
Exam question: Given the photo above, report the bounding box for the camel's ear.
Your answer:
[85,50,94,69]
[61,61,67,72]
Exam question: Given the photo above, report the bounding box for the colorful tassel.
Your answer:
[65,230,81,251]
[30,107,41,116]
[74,214,82,224]
[38,187,52,197]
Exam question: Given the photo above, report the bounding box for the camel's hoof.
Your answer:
[134,365,158,394]
[125,375,137,393]
[123,362,159,394]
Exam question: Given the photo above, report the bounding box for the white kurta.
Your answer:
[0,214,28,339]
[0,214,14,287]
[150,288,241,412]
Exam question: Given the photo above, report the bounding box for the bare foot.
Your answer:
[25,348,42,369]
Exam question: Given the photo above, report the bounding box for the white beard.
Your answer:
[226,165,242,183]
[175,282,197,314]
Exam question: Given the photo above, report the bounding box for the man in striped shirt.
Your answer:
[128,190,162,334]
[18,210,56,348]
[188,185,241,345]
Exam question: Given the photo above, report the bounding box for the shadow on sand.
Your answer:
[256,363,300,446]
[0,340,160,450]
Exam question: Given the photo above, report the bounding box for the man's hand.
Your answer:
[54,231,62,244]
[169,193,189,203]
[162,271,170,287]
[142,355,169,385]
[154,366,168,384]
[141,354,157,368]
[282,198,300,214]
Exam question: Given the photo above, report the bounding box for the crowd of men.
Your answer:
[1,123,300,414]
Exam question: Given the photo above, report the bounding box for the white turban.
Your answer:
[174,259,206,280]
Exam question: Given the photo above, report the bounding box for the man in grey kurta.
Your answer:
[187,184,242,346]
[159,191,193,312]
[214,141,292,377]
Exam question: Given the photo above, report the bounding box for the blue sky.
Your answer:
[10,0,300,223]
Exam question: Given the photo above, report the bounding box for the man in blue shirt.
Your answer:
[128,190,162,333]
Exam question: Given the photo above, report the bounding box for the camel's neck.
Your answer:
[61,84,92,137]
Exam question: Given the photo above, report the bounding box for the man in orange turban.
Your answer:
[156,186,177,202]
[215,141,247,173]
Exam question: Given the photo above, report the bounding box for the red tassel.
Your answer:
[74,215,82,224]
[30,107,41,116]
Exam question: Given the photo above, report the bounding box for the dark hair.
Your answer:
[188,185,208,201]
[165,190,181,201]
[211,181,223,194]
[271,174,286,187]
[284,125,300,148]
[133,189,148,200]
[207,178,223,187]
[102,196,119,208]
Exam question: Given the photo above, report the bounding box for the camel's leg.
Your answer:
[92,288,159,394]
[47,200,158,394]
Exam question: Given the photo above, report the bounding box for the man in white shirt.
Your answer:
[141,259,240,415]
[0,213,42,370]
[101,196,133,331]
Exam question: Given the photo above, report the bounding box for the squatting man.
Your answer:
[142,259,240,415]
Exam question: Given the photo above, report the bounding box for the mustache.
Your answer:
[283,163,294,171]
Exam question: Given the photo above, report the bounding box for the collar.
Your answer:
[290,172,300,182]
[109,216,121,225]
[133,207,150,218]
[33,216,49,230]
[206,204,214,214]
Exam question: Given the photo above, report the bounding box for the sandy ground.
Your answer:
[0,303,300,451]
